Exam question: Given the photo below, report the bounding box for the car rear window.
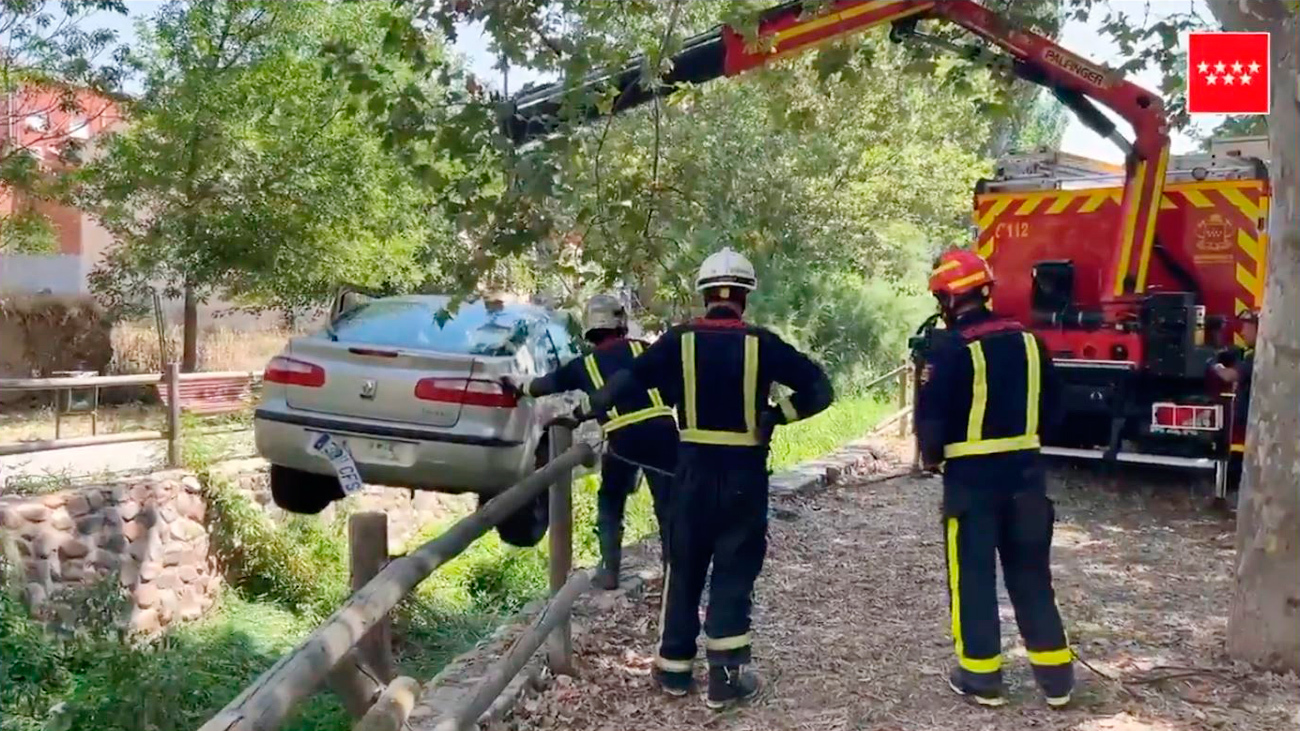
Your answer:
[327,300,534,355]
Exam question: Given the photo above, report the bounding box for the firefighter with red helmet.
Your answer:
[573,247,833,709]
[503,294,677,590]
[915,248,1073,708]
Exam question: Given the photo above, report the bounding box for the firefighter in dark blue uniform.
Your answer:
[1209,308,1258,492]
[915,249,1073,709]
[574,248,833,710]
[504,294,677,590]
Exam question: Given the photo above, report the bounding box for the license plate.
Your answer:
[350,437,412,466]
[308,433,364,495]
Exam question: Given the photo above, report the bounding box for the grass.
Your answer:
[110,322,296,375]
[0,394,893,731]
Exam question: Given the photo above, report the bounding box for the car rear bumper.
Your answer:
[254,408,532,494]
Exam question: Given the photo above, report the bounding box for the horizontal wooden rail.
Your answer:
[435,569,593,731]
[353,676,421,731]
[0,430,166,456]
[861,364,908,392]
[197,440,596,731]
[0,370,261,392]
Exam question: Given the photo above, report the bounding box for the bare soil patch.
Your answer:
[498,441,1299,731]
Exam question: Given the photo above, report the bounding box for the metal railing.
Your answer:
[0,364,261,465]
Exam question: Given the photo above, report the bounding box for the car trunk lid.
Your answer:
[283,338,515,428]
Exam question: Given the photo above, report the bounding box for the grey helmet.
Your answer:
[583,294,627,337]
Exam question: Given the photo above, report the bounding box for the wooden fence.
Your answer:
[0,364,261,465]
[194,425,595,731]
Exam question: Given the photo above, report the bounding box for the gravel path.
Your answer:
[498,441,1299,731]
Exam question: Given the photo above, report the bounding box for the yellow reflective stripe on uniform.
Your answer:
[705,633,751,651]
[1023,332,1041,435]
[678,330,761,446]
[945,434,1041,459]
[777,395,798,423]
[680,429,760,446]
[682,333,698,430]
[743,334,759,437]
[947,517,1002,674]
[602,406,676,433]
[1028,647,1073,666]
[628,341,668,410]
[966,342,988,442]
[584,354,618,419]
[583,354,604,388]
[1230,443,1245,453]
[655,656,693,673]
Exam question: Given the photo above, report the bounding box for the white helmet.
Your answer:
[695,247,757,292]
[583,293,627,335]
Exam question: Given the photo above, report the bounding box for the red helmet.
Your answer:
[929,249,995,297]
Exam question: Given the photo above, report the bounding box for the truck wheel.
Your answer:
[269,465,343,515]
[492,436,552,548]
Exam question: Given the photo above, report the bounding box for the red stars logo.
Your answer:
[1186,32,1270,115]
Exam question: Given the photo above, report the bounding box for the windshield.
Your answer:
[325,299,536,356]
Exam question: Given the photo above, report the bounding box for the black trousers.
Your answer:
[657,447,768,672]
[943,480,1072,695]
[600,423,677,557]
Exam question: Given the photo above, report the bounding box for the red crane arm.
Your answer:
[505,0,1173,301]
[721,0,1171,301]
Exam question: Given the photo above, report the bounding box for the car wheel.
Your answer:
[269,465,344,515]
[492,436,552,548]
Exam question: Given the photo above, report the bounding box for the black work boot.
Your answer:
[653,667,692,697]
[706,665,762,710]
[1033,663,1075,709]
[593,520,623,590]
[948,667,1006,708]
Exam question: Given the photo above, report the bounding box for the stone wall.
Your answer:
[0,460,478,634]
[0,471,219,635]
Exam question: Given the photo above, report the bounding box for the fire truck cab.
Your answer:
[975,139,1270,494]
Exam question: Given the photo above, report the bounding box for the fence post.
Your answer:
[910,360,922,471]
[546,424,574,675]
[350,512,396,682]
[165,362,181,467]
[896,365,909,437]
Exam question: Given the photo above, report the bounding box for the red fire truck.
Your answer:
[974,147,1268,495]
[502,1,1270,495]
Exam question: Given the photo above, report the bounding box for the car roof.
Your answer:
[377,294,560,320]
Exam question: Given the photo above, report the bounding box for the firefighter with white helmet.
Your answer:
[574,246,833,709]
[503,293,677,589]
[916,248,1072,708]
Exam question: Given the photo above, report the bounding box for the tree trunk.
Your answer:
[182,283,199,373]
[1206,0,1300,672]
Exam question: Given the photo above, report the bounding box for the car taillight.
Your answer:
[414,378,519,408]
[264,356,326,387]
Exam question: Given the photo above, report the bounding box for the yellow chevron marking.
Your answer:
[1236,298,1251,316]
[977,239,994,258]
[1181,188,1214,208]
[1220,186,1262,221]
[1236,262,1261,301]
[1237,228,1260,263]
[1234,333,1247,347]
[976,197,1013,230]
[1160,194,1177,209]
[1014,195,1050,215]
[1045,193,1079,214]
[1078,191,1112,213]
